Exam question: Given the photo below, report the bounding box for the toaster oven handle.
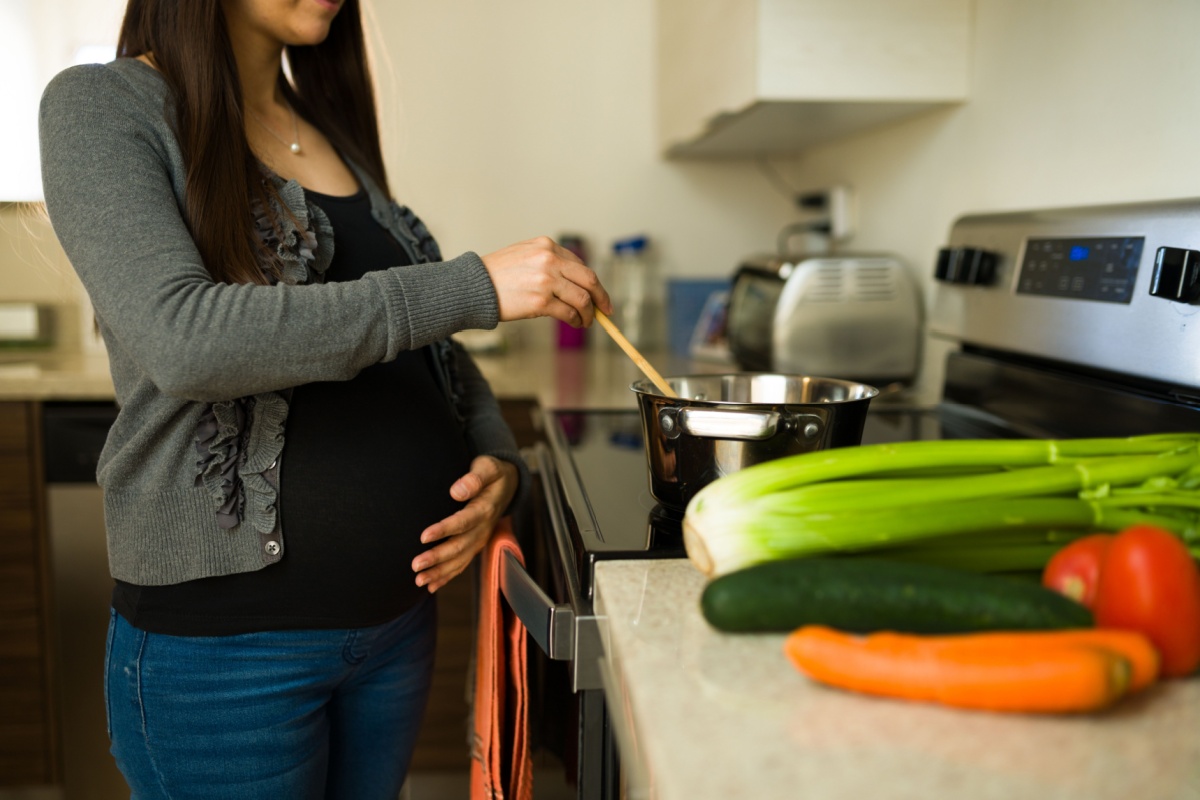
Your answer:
[673,408,823,442]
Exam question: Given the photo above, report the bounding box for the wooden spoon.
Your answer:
[594,310,679,398]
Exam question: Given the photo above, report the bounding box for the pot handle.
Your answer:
[667,407,824,441]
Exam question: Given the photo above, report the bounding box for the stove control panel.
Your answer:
[929,197,1200,391]
[1016,237,1143,304]
[1150,246,1200,304]
[935,247,997,285]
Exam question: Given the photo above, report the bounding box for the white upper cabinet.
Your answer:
[657,0,972,157]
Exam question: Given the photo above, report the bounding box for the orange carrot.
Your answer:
[902,628,1159,693]
[784,626,1133,714]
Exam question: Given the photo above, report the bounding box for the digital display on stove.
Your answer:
[1017,236,1143,303]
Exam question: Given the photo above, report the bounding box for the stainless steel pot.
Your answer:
[631,373,879,510]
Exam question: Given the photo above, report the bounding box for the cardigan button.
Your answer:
[264,540,281,556]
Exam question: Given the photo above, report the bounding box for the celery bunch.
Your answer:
[682,434,1200,577]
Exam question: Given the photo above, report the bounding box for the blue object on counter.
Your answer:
[667,278,731,356]
[613,235,649,255]
[609,429,643,449]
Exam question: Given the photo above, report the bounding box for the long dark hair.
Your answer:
[116,0,389,285]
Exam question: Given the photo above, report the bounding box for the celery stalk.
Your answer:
[769,451,1200,515]
[683,434,1200,576]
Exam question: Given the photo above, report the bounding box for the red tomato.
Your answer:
[1042,534,1114,608]
[1093,525,1200,679]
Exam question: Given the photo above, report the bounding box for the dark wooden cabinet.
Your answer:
[0,401,60,786]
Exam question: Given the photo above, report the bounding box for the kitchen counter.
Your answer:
[0,352,115,400]
[0,345,735,407]
[469,345,732,409]
[593,559,1200,800]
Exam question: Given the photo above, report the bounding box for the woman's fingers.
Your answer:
[412,457,520,592]
[446,455,508,504]
[553,241,587,265]
[419,501,486,546]
[482,236,612,323]
[413,503,487,590]
[412,524,481,591]
[556,264,610,327]
[448,470,485,503]
[559,257,612,323]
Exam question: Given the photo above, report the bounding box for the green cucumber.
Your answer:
[700,557,1093,633]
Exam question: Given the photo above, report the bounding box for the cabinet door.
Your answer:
[0,401,60,786]
[658,0,971,156]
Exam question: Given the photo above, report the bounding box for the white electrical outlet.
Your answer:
[795,185,855,242]
[827,185,855,241]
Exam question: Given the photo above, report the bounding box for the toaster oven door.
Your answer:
[726,265,785,370]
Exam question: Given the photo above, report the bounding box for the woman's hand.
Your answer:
[482,236,613,326]
[411,455,520,593]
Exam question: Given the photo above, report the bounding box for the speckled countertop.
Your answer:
[468,345,729,409]
[593,559,1200,800]
[0,352,116,400]
[0,344,736,406]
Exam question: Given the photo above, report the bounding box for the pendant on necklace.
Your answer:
[247,106,303,156]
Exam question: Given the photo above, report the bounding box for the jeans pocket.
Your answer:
[103,607,117,740]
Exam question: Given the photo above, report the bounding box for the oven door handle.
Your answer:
[500,550,575,661]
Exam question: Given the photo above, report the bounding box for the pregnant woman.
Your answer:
[38,0,610,797]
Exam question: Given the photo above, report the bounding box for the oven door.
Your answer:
[503,443,604,691]
[503,442,615,800]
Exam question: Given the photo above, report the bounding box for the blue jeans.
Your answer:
[104,596,437,799]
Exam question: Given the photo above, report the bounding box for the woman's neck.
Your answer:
[222,13,288,113]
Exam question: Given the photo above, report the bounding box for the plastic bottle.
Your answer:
[556,234,589,349]
[608,235,663,351]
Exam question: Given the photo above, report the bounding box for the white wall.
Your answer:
[0,1,47,201]
[0,0,126,200]
[0,0,125,349]
[368,0,799,346]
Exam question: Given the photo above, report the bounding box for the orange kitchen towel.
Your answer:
[470,520,533,800]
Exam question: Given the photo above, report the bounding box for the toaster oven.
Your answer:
[725,253,922,383]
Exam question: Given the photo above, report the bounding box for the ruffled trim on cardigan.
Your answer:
[193,398,250,530]
[193,392,287,533]
[195,393,291,534]
[390,200,442,264]
[194,176,325,529]
[253,178,335,285]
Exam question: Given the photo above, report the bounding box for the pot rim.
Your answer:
[630,371,880,406]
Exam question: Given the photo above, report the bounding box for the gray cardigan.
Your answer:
[39,58,523,586]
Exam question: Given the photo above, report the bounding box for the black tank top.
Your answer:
[113,187,474,634]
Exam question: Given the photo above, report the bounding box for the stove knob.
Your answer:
[934,247,997,285]
[1150,247,1200,304]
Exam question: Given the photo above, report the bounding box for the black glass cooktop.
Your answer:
[543,348,1200,597]
[543,404,961,593]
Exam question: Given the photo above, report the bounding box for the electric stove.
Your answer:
[509,197,1200,800]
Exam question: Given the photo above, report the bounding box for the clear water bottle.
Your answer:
[608,235,663,350]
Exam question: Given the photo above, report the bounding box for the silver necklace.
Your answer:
[247,104,302,155]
